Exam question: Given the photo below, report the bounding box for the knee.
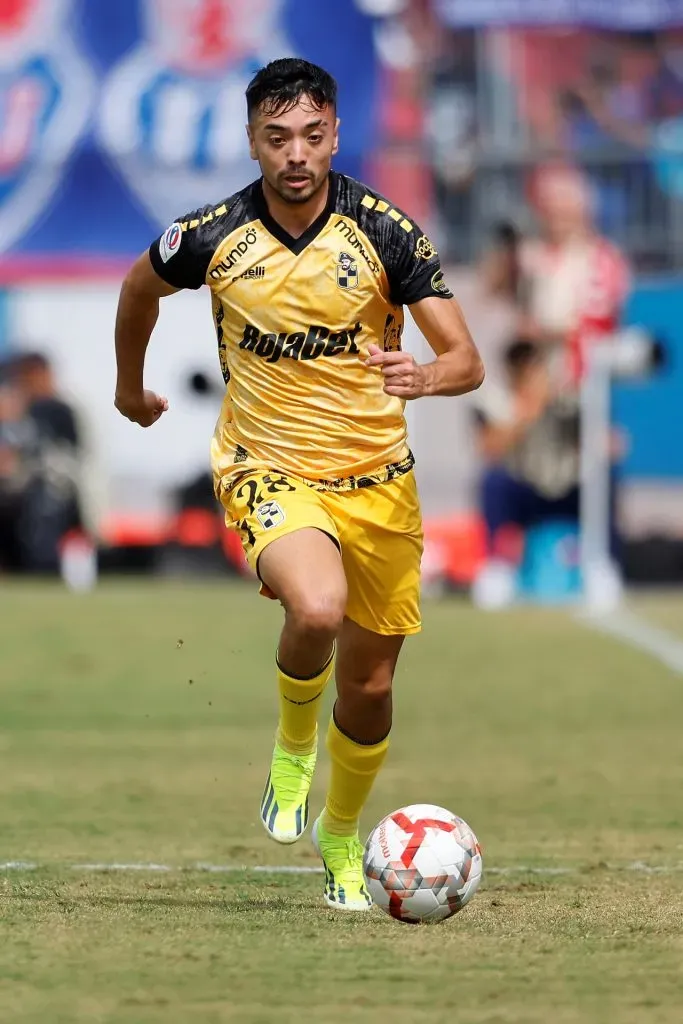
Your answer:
[286,588,347,642]
[346,667,393,705]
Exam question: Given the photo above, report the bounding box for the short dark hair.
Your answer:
[504,340,542,376]
[12,351,51,374]
[491,219,520,250]
[246,58,337,120]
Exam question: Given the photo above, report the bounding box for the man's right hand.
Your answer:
[114,389,169,428]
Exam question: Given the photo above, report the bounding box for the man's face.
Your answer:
[247,96,339,205]
[17,363,52,399]
[535,172,591,242]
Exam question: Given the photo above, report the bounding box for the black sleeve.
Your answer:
[148,207,218,291]
[382,216,454,307]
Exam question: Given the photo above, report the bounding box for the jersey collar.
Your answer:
[254,172,338,255]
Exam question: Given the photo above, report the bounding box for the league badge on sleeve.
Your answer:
[159,222,182,262]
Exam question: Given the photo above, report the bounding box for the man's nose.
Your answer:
[287,138,307,164]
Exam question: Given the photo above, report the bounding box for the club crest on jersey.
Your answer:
[256,501,285,530]
[160,222,182,262]
[337,251,359,290]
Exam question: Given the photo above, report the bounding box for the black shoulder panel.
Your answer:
[334,172,453,306]
[149,181,260,291]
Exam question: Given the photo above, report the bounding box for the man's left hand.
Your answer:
[365,344,430,399]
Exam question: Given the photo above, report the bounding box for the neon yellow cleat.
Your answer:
[312,816,373,911]
[260,743,316,844]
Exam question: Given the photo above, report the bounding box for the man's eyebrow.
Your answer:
[263,119,327,131]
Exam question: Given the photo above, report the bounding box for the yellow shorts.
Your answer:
[221,470,423,636]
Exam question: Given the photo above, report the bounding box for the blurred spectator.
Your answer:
[480,220,524,306]
[425,28,478,262]
[12,352,81,452]
[558,34,670,240]
[562,35,655,153]
[470,338,581,608]
[471,335,623,607]
[0,351,89,574]
[0,371,40,572]
[449,220,524,392]
[519,165,631,384]
[473,340,582,553]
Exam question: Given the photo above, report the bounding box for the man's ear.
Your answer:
[246,123,258,161]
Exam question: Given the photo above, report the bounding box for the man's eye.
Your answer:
[308,135,323,144]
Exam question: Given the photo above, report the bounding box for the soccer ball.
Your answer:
[363,803,482,924]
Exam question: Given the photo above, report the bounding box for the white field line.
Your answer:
[575,607,683,675]
[2,861,683,876]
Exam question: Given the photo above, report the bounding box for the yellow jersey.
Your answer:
[149,172,453,496]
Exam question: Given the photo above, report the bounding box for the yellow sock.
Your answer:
[322,714,389,837]
[276,648,335,755]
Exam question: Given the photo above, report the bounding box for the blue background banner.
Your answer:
[0,0,379,259]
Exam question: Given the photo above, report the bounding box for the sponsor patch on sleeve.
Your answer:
[415,235,437,260]
[431,270,453,297]
[159,222,182,263]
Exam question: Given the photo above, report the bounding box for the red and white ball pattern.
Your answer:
[363,804,482,924]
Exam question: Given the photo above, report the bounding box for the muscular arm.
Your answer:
[366,296,484,400]
[114,253,178,427]
[410,295,485,396]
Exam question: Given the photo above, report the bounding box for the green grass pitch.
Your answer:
[1,581,682,1023]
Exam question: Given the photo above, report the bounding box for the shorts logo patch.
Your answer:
[159,222,182,262]
[256,501,286,530]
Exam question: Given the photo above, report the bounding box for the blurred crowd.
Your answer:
[0,352,87,574]
[461,163,630,603]
[428,27,683,267]
[0,160,631,597]
[0,5,658,590]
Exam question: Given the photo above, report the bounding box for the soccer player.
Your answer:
[114,59,484,911]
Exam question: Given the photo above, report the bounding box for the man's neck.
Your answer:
[261,176,330,239]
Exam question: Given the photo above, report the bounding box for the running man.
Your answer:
[114,58,484,911]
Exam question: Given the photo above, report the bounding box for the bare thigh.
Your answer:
[258,527,347,614]
[259,528,348,677]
